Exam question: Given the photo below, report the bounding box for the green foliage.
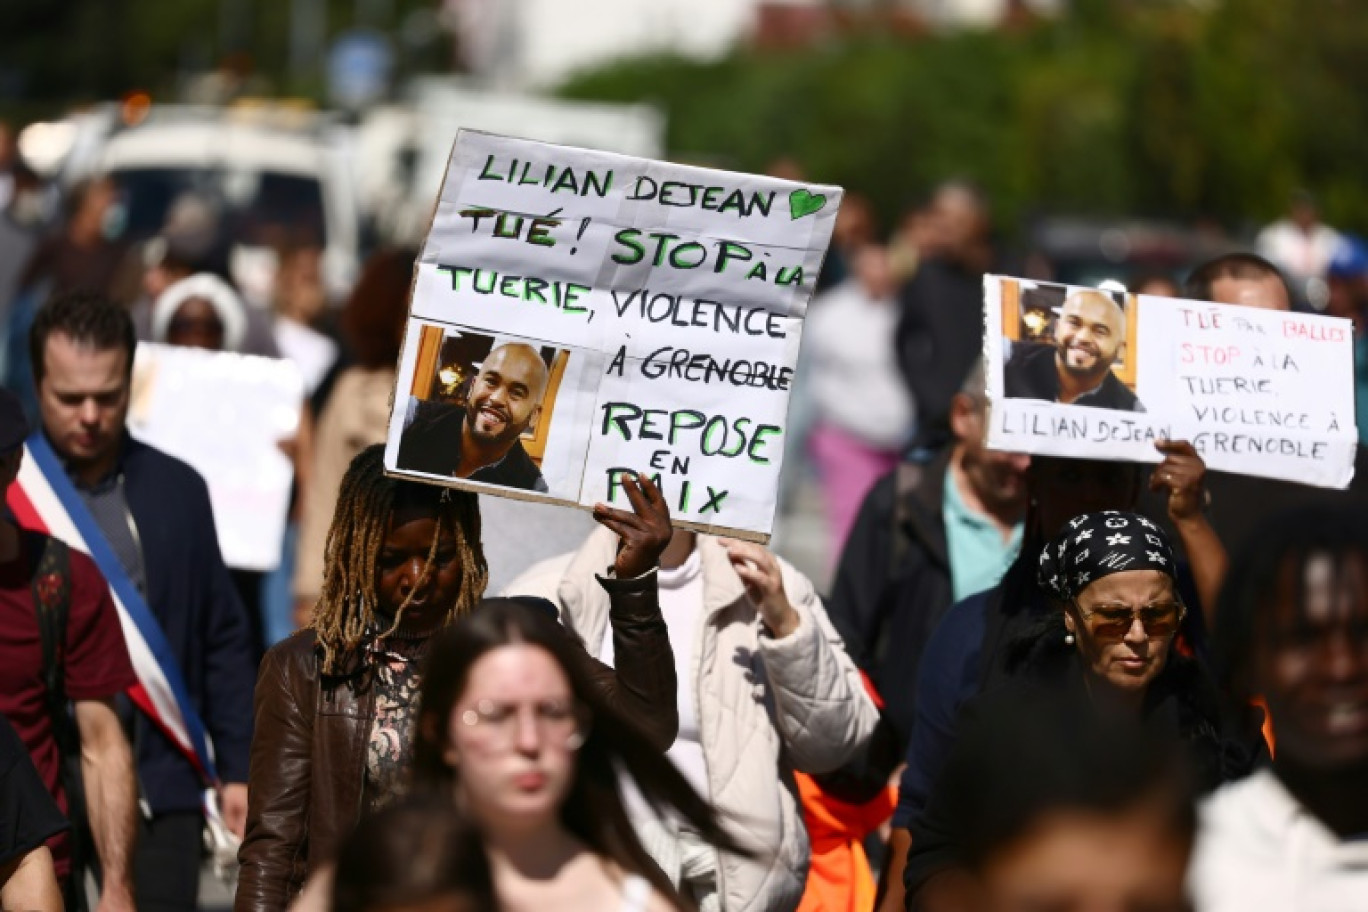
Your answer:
[0,0,440,117]
[559,0,1368,235]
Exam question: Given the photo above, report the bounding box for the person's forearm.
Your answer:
[601,573,679,750]
[1,849,61,911]
[82,735,138,901]
[875,827,912,912]
[1175,514,1227,628]
[0,846,62,912]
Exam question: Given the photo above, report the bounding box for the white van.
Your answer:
[98,107,360,301]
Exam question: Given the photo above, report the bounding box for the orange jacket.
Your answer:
[795,773,895,912]
[796,672,897,912]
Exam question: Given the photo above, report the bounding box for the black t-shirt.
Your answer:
[0,712,67,868]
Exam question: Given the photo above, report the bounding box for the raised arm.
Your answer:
[722,539,880,773]
[587,473,678,750]
[1151,439,1226,626]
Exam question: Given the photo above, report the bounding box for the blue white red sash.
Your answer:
[7,434,217,785]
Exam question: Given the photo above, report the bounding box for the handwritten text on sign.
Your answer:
[385,131,843,538]
[984,275,1357,488]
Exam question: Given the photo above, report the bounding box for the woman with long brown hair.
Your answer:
[412,599,748,912]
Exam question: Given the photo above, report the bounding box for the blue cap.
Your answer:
[1329,235,1368,280]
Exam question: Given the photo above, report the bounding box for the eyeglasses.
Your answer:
[1074,601,1185,638]
[458,698,587,751]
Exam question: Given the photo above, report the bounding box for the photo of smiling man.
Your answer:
[1003,288,1144,412]
[398,339,552,491]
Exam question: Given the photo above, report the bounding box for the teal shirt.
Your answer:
[943,470,1023,601]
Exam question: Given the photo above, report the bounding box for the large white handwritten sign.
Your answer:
[383,131,842,540]
[985,275,1357,488]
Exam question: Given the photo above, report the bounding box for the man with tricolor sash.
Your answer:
[15,292,256,912]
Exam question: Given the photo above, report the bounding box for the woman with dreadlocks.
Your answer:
[235,444,677,911]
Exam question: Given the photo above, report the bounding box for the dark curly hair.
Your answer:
[1214,502,1368,705]
[310,444,487,674]
[29,291,137,384]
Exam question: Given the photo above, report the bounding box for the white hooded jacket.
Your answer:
[505,528,880,912]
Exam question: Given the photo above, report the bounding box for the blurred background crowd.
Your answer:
[4,0,1368,591]
[0,1,1366,911]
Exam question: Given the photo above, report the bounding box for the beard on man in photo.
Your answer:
[1004,289,1144,413]
[398,341,551,493]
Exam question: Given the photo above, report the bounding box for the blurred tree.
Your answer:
[0,0,441,116]
[559,0,1368,236]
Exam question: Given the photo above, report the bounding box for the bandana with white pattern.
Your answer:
[1038,511,1176,602]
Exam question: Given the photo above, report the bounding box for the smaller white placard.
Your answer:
[129,344,304,570]
[984,275,1357,488]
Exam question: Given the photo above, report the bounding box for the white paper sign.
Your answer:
[985,275,1357,488]
[129,344,305,570]
[384,130,842,540]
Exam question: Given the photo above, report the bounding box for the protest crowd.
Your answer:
[1,20,1368,912]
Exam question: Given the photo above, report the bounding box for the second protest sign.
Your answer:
[984,274,1358,488]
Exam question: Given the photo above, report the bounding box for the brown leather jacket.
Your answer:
[234,572,676,912]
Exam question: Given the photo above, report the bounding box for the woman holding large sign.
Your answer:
[235,445,679,910]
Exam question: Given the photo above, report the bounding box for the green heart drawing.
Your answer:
[788,189,827,220]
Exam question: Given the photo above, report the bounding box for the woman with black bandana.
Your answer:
[903,511,1263,911]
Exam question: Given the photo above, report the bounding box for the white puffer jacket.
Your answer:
[505,528,880,912]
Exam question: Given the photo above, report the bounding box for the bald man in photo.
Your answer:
[399,342,551,491]
[1003,289,1144,412]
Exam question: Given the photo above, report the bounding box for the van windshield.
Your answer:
[110,167,327,248]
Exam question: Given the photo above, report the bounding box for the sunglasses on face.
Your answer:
[1075,600,1185,638]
